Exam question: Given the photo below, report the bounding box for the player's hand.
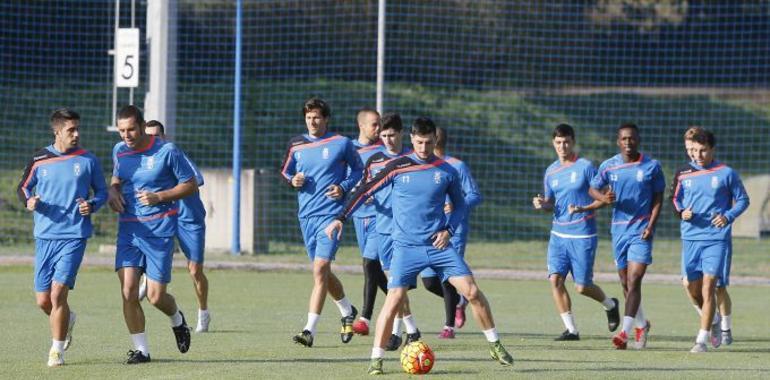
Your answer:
[681,207,693,221]
[431,229,451,250]
[136,190,162,206]
[711,213,728,228]
[532,194,546,210]
[77,198,92,216]
[641,227,654,240]
[108,186,125,213]
[603,186,616,204]
[291,172,305,188]
[325,184,344,200]
[26,195,40,211]
[568,204,582,214]
[325,220,343,241]
[444,202,453,214]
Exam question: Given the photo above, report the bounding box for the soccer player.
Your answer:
[326,117,514,375]
[671,126,735,347]
[17,108,107,367]
[420,126,484,339]
[671,128,749,353]
[143,120,211,333]
[589,123,665,350]
[280,98,362,347]
[363,113,420,350]
[532,124,620,341]
[108,105,196,364]
[350,108,386,336]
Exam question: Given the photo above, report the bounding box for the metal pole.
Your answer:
[376,0,386,114]
[111,0,120,129]
[129,0,135,105]
[231,0,243,255]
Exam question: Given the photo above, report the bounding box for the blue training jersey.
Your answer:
[340,153,466,246]
[444,155,482,241]
[280,132,363,218]
[672,161,749,241]
[178,150,206,227]
[350,139,383,218]
[543,156,597,237]
[112,136,195,237]
[590,153,665,236]
[364,147,412,235]
[17,145,107,239]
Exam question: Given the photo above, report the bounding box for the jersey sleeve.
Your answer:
[457,161,482,209]
[445,168,467,235]
[590,162,608,190]
[279,139,299,187]
[543,169,554,200]
[16,154,39,206]
[337,157,403,222]
[182,151,204,186]
[339,139,364,193]
[88,155,109,212]
[651,161,666,193]
[166,144,195,184]
[724,169,750,223]
[669,165,688,215]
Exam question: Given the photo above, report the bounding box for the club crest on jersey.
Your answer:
[322,148,329,160]
[636,169,643,182]
[711,176,719,189]
[551,179,558,188]
[40,168,48,177]
[73,163,81,176]
[570,171,577,183]
[434,172,442,184]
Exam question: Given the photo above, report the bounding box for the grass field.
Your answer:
[2,266,769,379]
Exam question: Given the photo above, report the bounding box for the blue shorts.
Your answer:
[299,215,339,261]
[547,234,598,286]
[389,242,472,289]
[682,240,728,282]
[116,234,175,284]
[376,233,394,271]
[178,222,205,264]
[718,240,732,288]
[420,236,467,278]
[353,216,379,260]
[612,233,653,269]
[34,239,87,292]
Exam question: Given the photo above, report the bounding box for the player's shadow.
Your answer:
[518,367,770,374]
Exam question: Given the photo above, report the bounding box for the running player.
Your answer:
[532,124,620,341]
[143,120,211,333]
[17,108,107,366]
[362,113,420,350]
[420,126,484,339]
[280,98,362,347]
[350,108,386,336]
[589,123,665,350]
[326,117,514,375]
[672,126,735,347]
[671,128,749,352]
[108,105,196,364]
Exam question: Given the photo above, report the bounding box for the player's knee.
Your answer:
[147,290,164,306]
[122,285,139,303]
[464,284,481,303]
[188,263,204,279]
[36,296,52,312]
[574,285,587,295]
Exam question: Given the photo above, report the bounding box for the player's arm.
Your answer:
[459,161,482,209]
[325,157,402,240]
[588,167,615,206]
[16,154,40,211]
[337,140,364,195]
[136,145,197,206]
[280,137,304,189]
[568,200,606,214]
[719,170,750,226]
[444,172,468,235]
[642,164,666,239]
[108,176,125,213]
[83,157,109,215]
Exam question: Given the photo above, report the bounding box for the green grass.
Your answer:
[2,267,769,378]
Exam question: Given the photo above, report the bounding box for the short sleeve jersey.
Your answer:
[365,147,411,235]
[672,161,749,241]
[112,136,195,237]
[444,155,482,240]
[280,132,363,218]
[543,157,598,237]
[590,153,665,236]
[177,150,206,227]
[17,145,107,239]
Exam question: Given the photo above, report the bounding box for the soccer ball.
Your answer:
[400,340,435,374]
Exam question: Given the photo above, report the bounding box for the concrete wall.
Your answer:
[732,174,770,238]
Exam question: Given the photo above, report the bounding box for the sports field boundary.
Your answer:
[3,255,769,286]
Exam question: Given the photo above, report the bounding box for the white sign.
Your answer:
[115,28,140,88]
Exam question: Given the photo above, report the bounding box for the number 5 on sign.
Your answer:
[115,28,139,88]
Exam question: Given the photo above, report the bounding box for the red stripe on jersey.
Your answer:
[117,136,156,157]
[553,213,595,226]
[600,154,644,176]
[119,208,179,222]
[676,164,727,180]
[280,135,345,178]
[357,140,383,153]
[546,155,579,177]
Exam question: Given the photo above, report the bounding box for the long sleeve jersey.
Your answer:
[339,153,466,246]
[112,136,195,237]
[543,156,597,237]
[280,132,363,218]
[590,153,666,236]
[671,160,749,240]
[363,147,412,235]
[17,145,107,239]
[443,155,483,241]
[350,139,383,219]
